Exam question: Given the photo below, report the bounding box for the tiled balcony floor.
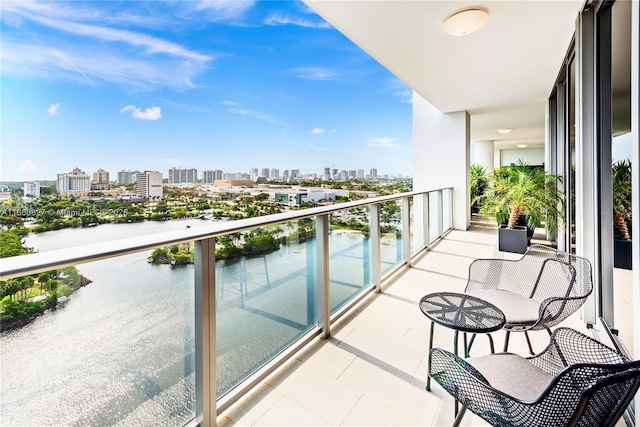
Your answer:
[218,224,631,426]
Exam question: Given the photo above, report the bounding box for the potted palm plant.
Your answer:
[470,164,488,215]
[612,159,632,269]
[479,161,565,253]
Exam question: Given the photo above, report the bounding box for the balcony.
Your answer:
[0,189,630,426]
[216,224,606,427]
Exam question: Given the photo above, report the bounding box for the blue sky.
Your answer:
[0,0,413,182]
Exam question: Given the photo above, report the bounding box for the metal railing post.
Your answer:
[401,197,411,266]
[316,215,330,338]
[424,193,431,249]
[195,237,216,427]
[370,204,382,293]
[447,188,454,231]
[436,190,444,238]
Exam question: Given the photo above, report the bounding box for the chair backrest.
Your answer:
[525,244,593,302]
[525,245,593,329]
[466,245,593,329]
[530,327,639,426]
[569,363,640,427]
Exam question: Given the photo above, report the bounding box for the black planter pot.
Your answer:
[501,214,534,242]
[614,239,632,270]
[498,225,528,254]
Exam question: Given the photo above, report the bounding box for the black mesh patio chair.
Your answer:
[464,244,593,354]
[429,327,640,427]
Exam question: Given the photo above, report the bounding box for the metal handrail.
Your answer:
[0,188,451,280]
[0,186,454,427]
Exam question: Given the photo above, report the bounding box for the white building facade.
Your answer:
[117,169,140,185]
[136,171,163,200]
[56,168,90,195]
[23,181,40,199]
[168,167,198,184]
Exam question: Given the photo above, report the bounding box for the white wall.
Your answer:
[413,92,470,231]
[473,141,494,173]
[497,147,546,167]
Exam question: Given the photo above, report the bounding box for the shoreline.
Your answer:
[0,275,92,333]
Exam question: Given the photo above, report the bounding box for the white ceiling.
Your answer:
[304,0,586,149]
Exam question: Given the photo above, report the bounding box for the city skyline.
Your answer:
[0,1,413,182]
[18,164,393,184]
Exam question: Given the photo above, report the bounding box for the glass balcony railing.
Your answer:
[0,188,452,427]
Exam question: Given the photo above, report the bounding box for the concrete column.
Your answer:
[413,92,470,231]
[474,140,495,173]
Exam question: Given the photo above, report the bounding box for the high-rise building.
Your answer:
[202,170,215,184]
[249,168,259,180]
[214,170,223,180]
[357,169,365,179]
[270,168,280,179]
[348,170,356,179]
[92,168,110,191]
[290,169,300,179]
[168,167,197,184]
[117,169,140,184]
[57,167,90,195]
[136,171,163,199]
[369,168,378,178]
[23,181,40,199]
[260,168,270,179]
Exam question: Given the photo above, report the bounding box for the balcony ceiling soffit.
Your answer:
[304,0,584,147]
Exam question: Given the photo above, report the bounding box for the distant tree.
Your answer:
[40,186,56,196]
[0,230,32,258]
[0,215,24,229]
[60,267,81,286]
[150,248,169,262]
[243,229,279,254]
[173,252,193,265]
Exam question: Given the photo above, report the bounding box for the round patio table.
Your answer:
[419,291,505,392]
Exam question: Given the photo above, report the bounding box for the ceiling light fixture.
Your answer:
[517,144,528,148]
[497,128,513,134]
[442,7,489,36]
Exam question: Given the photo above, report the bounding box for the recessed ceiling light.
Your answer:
[442,8,489,36]
[517,144,528,148]
[497,128,513,134]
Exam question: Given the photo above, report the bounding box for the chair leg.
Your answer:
[503,330,511,352]
[524,331,535,355]
[426,321,435,391]
[467,333,477,355]
[452,405,467,427]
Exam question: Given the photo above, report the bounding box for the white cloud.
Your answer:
[388,77,413,103]
[0,2,213,90]
[224,101,282,126]
[290,67,335,81]
[47,103,60,115]
[193,0,256,21]
[367,137,401,149]
[264,13,331,29]
[18,160,37,174]
[310,128,325,134]
[4,4,211,62]
[159,98,211,113]
[120,105,162,120]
